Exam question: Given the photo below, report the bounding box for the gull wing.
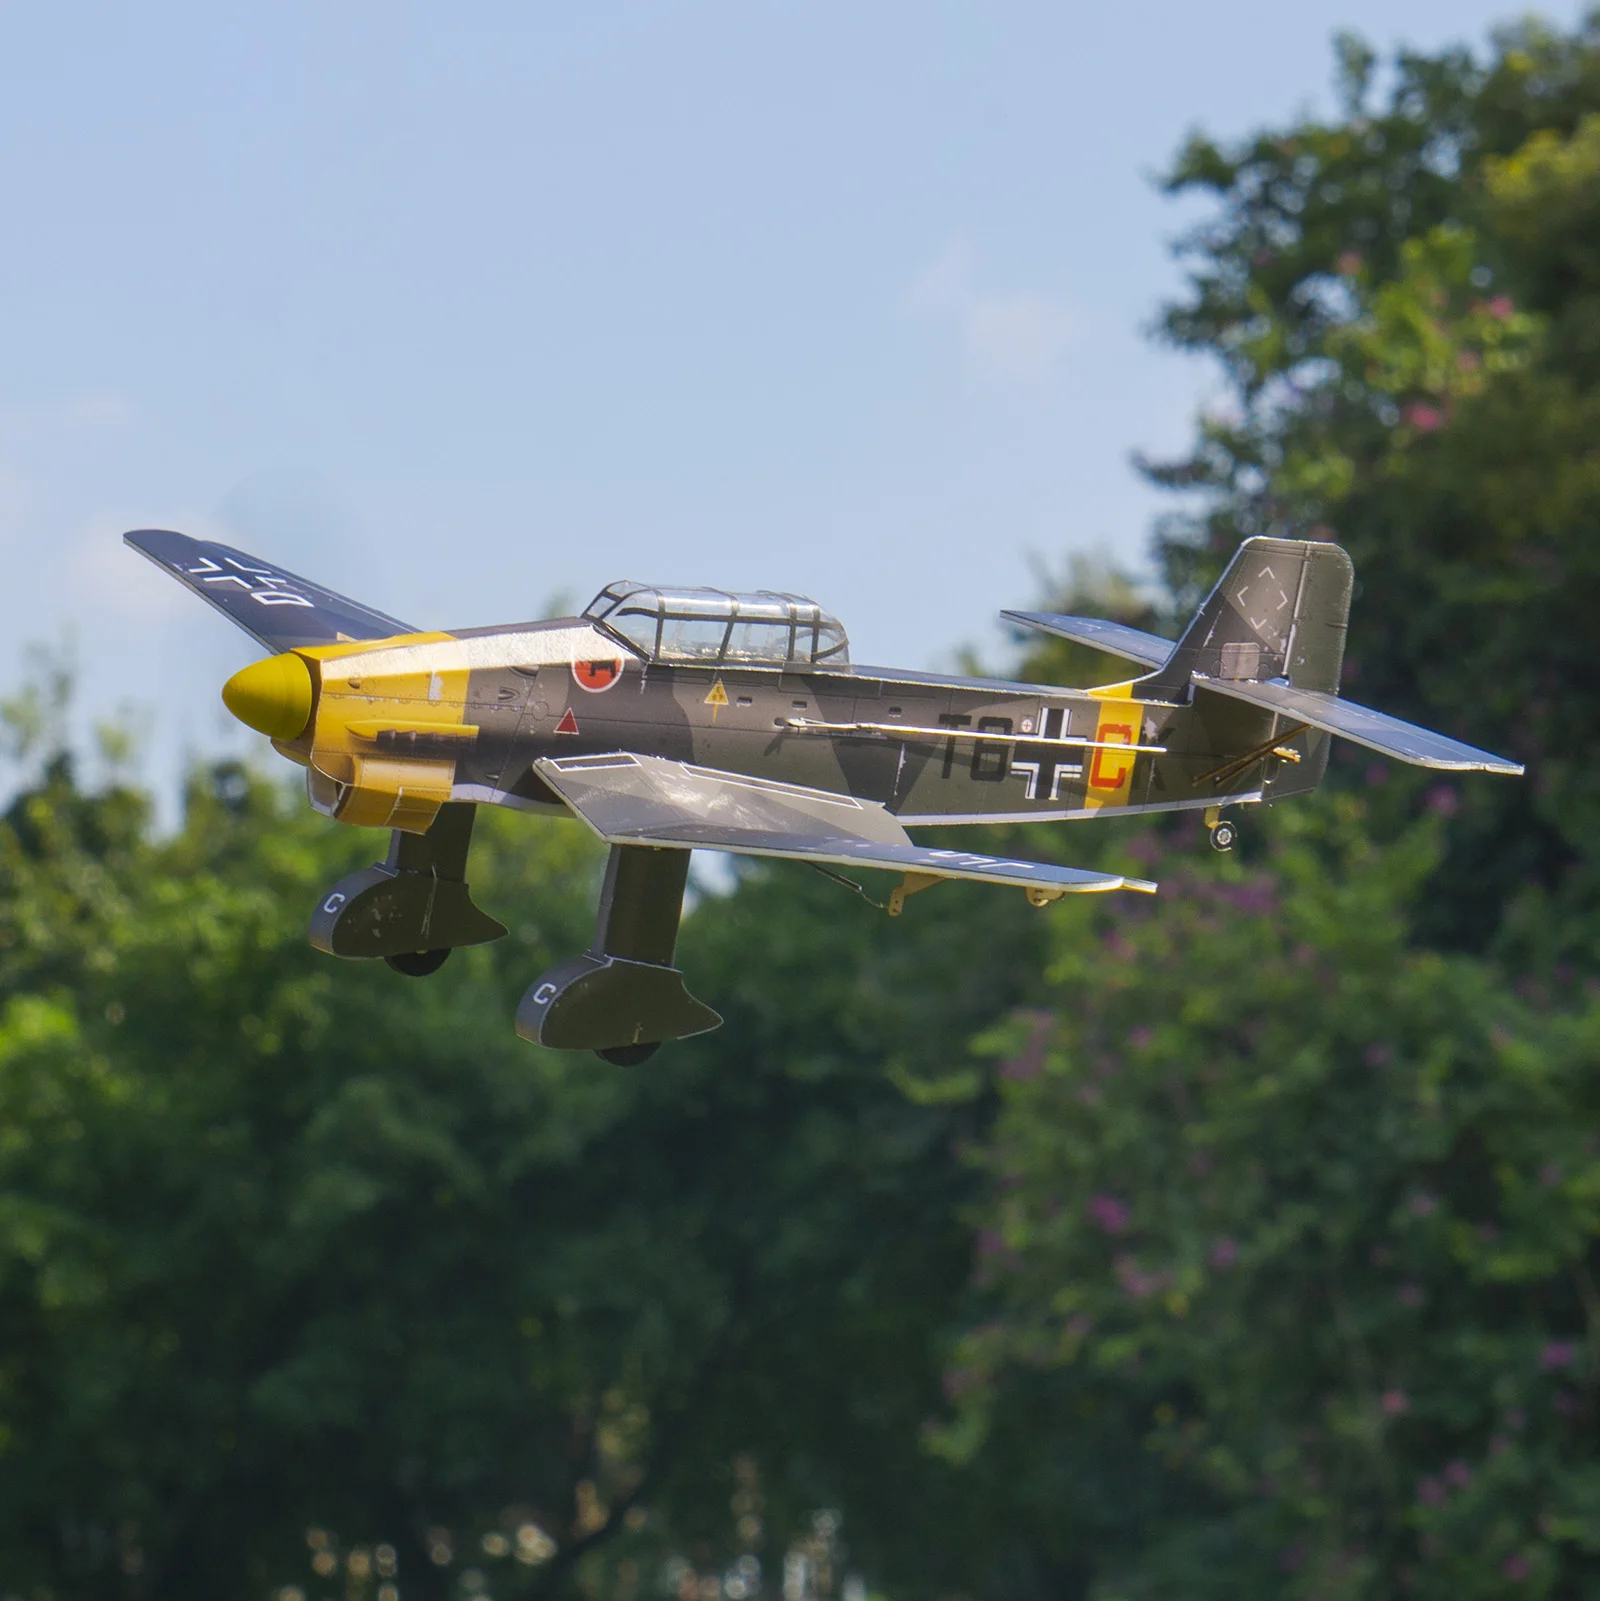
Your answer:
[1195,676,1523,774]
[1001,610,1174,670]
[536,752,1156,895]
[125,528,416,652]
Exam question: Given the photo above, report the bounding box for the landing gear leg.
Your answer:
[516,845,722,1062]
[309,802,508,968]
[1204,805,1238,853]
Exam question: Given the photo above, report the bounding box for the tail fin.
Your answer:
[1137,536,1353,701]
[1143,536,1522,788]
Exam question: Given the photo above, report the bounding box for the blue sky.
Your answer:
[0,1,1582,790]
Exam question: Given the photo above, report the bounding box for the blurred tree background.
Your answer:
[4,11,1600,1600]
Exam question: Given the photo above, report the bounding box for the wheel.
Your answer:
[596,1042,660,1065]
[385,948,452,977]
[1209,820,1238,853]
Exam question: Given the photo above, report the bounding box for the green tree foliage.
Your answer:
[954,15,1600,1600]
[0,722,1059,1599]
[13,18,1600,1601]
[1141,13,1600,956]
[951,808,1600,1597]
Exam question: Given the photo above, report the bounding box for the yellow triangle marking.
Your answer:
[705,678,729,722]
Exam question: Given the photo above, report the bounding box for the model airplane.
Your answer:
[128,529,1521,1061]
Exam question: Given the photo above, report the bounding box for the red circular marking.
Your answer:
[572,658,622,693]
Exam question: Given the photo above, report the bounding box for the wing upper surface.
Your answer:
[1001,611,1174,669]
[1195,676,1523,774]
[536,753,1156,895]
[125,528,417,652]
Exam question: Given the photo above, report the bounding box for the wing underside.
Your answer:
[1001,610,1174,669]
[125,528,417,652]
[1194,676,1523,774]
[535,752,1156,895]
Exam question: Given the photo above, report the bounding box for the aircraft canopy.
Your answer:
[583,582,850,668]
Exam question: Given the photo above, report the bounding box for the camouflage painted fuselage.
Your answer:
[275,617,1326,837]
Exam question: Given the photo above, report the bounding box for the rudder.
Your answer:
[1138,537,1353,700]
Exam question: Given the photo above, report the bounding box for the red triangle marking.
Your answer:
[555,707,580,736]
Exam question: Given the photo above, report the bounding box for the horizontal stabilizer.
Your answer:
[1195,676,1523,774]
[125,529,416,652]
[1002,610,1173,669]
[536,752,1156,895]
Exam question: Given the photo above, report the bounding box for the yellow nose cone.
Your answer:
[222,652,314,741]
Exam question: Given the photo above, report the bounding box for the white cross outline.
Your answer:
[1009,702,1084,800]
[182,553,315,609]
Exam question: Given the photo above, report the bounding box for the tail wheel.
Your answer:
[1208,820,1238,853]
[385,948,452,977]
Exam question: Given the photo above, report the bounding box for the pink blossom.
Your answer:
[976,1229,1007,1259]
[1399,1283,1425,1308]
[1503,1553,1531,1581]
[1113,1254,1171,1299]
[1066,1313,1094,1338]
[1123,832,1161,866]
[1457,349,1482,372]
[1381,1389,1408,1416]
[1219,880,1276,914]
[1404,401,1445,433]
[1541,1340,1578,1371]
[1336,251,1364,275]
[1425,784,1459,816]
[1488,295,1515,320]
[1410,1193,1438,1217]
[1444,1460,1473,1488]
[1000,1010,1054,1080]
[1088,1194,1131,1234]
[1210,1237,1239,1270]
[942,1366,978,1400]
[1127,1025,1153,1050]
[1418,1476,1446,1506]
[1365,762,1389,787]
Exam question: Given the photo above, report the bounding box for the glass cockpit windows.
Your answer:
[725,619,795,664]
[607,608,659,657]
[816,620,849,663]
[659,615,731,661]
[581,583,850,669]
